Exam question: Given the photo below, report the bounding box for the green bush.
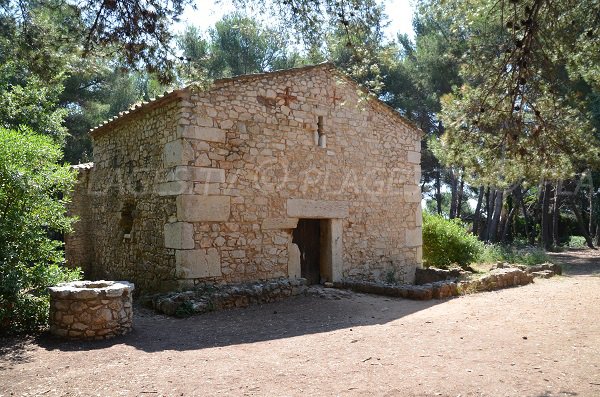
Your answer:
[478,244,551,266]
[422,212,483,269]
[0,128,81,334]
[567,236,587,249]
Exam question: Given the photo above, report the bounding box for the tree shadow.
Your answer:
[548,249,600,276]
[30,291,442,354]
[0,336,36,368]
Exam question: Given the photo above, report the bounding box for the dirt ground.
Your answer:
[1,250,600,397]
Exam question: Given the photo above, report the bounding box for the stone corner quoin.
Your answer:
[65,64,423,293]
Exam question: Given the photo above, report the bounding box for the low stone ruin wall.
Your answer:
[414,267,466,285]
[460,267,534,293]
[493,262,562,278]
[149,278,308,316]
[416,262,561,287]
[334,279,459,300]
[147,263,562,317]
[49,280,134,340]
[336,267,537,300]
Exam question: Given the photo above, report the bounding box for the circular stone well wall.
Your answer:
[49,280,134,340]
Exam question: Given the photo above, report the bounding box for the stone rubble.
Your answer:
[459,268,534,293]
[414,266,468,285]
[335,265,547,300]
[333,280,436,300]
[530,270,554,279]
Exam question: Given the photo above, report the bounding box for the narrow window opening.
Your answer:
[120,201,136,238]
[317,116,326,148]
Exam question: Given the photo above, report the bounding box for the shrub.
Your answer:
[567,236,587,249]
[0,128,81,334]
[422,212,483,269]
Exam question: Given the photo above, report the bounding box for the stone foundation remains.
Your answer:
[335,267,540,300]
[460,267,534,293]
[148,262,565,317]
[49,280,134,340]
[414,267,466,285]
[492,262,562,278]
[149,278,307,316]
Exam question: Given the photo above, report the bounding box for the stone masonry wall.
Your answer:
[82,99,181,292]
[65,163,94,275]
[160,64,422,287]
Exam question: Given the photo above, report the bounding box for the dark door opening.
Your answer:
[292,219,321,284]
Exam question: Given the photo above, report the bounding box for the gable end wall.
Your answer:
[164,66,422,286]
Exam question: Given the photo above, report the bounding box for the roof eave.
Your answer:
[88,89,188,139]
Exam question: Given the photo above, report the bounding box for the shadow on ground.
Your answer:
[1,292,441,359]
[549,248,600,276]
[0,337,37,367]
[4,250,595,362]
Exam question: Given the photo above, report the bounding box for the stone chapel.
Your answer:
[65,63,423,293]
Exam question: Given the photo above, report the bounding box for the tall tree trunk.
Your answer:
[473,186,484,236]
[589,171,595,239]
[541,181,552,250]
[497,200,508,241]
[514,186,533,245]
[552,180,561,248]
[435,170,442,216]
[488,189,504,243]
[498,187,517,242]
[456,175,465,219]
[571,197,595,249]
[449,170,458,219]
[480,188,493,241]
[501,206,517,242]
[537,182,545,246]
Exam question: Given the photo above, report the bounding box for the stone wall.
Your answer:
[149,278,308,316]
[67,64,423,293]
[65,163,94,275]
[335,267,536,300]
[74,98,182,292]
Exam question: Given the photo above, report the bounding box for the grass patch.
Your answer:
[478,244,551,266]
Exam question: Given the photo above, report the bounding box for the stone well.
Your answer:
[48,280,134,340]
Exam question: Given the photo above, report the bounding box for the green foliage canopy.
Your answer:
[0,0,78,141]
[419,0,600,184]
[177,13,306,82]
[0,129,81,334]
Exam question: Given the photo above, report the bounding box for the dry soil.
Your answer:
[1,249,599,397]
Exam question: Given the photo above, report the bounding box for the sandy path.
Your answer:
[1,249,599,397]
